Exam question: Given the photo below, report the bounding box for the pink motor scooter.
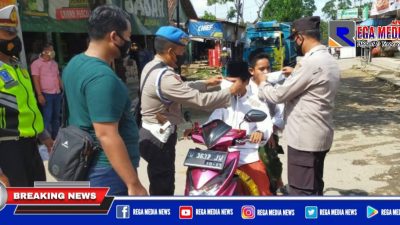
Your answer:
[183,109,267,196]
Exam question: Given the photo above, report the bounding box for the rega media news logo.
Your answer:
[329,21,356,47]
[329,20,400,48]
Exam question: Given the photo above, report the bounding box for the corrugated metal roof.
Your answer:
[168,0,198,21]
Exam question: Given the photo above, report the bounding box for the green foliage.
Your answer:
[303,0,317,17]
[322,0,352,20]
[262,0,316,22]
[363,2,373,8]
[206,0,238,21]
[338,0,352,10]
[322,0,336,20]
[320,20,328,45]
[201,11,217,20]
[226,6,236,20]
[207,0,232,5]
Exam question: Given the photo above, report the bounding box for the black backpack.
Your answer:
[48,93,98,181]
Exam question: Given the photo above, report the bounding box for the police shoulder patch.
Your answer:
[173,74,182,81]
[0,69,12,83]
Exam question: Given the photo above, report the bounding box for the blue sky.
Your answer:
[192,0,328,22]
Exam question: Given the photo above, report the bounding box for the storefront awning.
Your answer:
[18,0,168,34]
[370,0,400,16]
[359,18,394,26]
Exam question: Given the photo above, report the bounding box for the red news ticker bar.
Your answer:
[6,187,108,205]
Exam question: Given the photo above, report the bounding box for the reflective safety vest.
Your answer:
[0,61,44,140]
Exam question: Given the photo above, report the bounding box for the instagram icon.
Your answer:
[241,205,256,219]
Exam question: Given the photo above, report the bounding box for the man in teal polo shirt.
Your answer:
[62,5,147,195]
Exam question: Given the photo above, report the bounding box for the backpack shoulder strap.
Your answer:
[61,92,68,128]
[139,62,164,97]
[154,67,172,105]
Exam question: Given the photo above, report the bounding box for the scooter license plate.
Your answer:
[184,149,228,170]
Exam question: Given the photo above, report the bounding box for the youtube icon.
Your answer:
[179,206,193,219]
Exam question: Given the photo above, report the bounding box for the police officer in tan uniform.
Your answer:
[139,26,245,195]
[257,16,340,195]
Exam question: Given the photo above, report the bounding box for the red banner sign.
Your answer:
[55,8,90,20]
[6,187,108,205]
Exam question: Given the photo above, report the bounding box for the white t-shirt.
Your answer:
[248,79,285,130]
[208,85,274,166]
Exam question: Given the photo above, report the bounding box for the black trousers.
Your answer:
[0,138,46,187]
[139,128,177,196]
[261,134,283,194]
[287,146,329,196]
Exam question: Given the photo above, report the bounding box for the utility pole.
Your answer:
[176,0,181,74]
[234,0,242,41]
[234,0,242,60]
[176,0,180,28]
[355,0,363,18]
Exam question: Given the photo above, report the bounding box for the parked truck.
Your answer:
[243,21,297,71]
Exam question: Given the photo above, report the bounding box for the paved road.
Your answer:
[324,58,400,195]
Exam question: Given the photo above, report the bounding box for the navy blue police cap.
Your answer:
[288,16,320,39]
[155,26,190,46]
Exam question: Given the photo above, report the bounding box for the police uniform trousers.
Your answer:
[287,146,329,196]
[0,138,46,186]
[139,127,177,195]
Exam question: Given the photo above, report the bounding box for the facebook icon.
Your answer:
[116,205,130,219]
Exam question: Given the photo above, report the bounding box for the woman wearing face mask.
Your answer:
[31,43,62,139]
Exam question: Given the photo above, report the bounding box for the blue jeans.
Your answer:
[88,165,129,196]
[41,93,62,139]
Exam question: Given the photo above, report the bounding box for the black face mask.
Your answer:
[116,33,131,59]
[295,35,304,56]
[0,36,22,58]
[173,51,186,68]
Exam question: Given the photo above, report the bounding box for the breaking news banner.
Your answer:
[329,19,400,48]
[1,181,400,224]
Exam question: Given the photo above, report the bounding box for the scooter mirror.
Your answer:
[202,119,232,149]
[244,109,267,123]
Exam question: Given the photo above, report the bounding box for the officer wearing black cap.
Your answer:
[257,16,341,196]
[139,26,245,195]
